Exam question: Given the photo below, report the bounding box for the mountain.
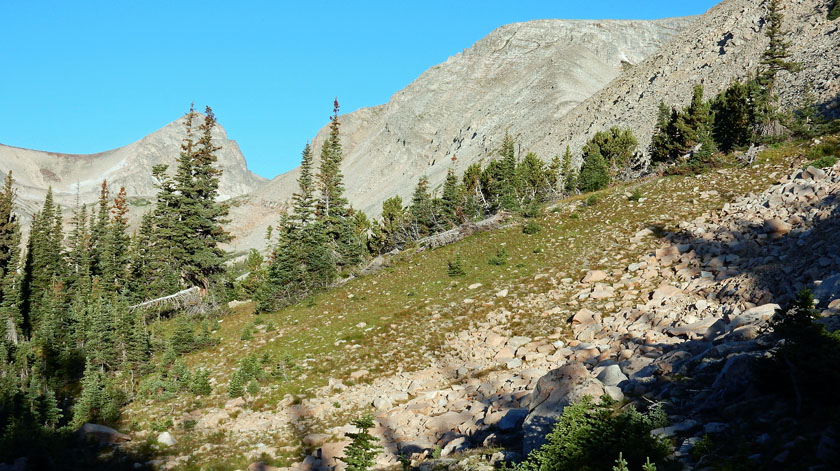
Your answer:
[254,0,838,227]
[0,116,266,228]
[251,17,698,218]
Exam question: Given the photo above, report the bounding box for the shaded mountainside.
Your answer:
[0,116,266,228]
[252,17,698,219]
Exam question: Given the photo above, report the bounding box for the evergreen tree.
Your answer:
[577,148,610,193]
[440,167,461,227]
[830,0,840,21]
[72,359,104,427]
[316,99,363,268]
[759,0,800,96]
[409,176,436,238]
[66,203,91,295]
[102,187,130,293]
[0,172,22,345]
[517,152,549,204]
[89,181,110,279]
[174,106,232,290]
[461,163,485,218]
[0,172,18,280]
[561,146,577,194]
[711,80,761,152]
[21,188,65,335]
[583,127,637,172]
[498,132,520,211]
[343,415,383,471]
[379,196,410,252]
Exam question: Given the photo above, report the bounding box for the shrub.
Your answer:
[447,255,466,277]
[523,221,542,235]
[569,213,580,220]
[190,368,212,395]
[240,324,254,341]
[629,189,643,201]
[585,194,600,207]
[521,201,543,218]
[829,0,840,20]
[228,370,246,398]
[516,395,669,471]
[805,155,838,169]
[488,248,508,266]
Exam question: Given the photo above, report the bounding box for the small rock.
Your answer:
[157,431,176,447]
[582,270,608,283]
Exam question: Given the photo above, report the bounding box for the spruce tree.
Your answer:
[89,181,110,279]
[440,167,461,227]
[343,415,382,471]
[72,358,103,427]
[583,127,637,172]
[760,0,800,95]
[102,187,130,293]
[0,172,18,280]
[517,152,549,204]
[409,176,436,238]
[66,203,92,295]
[21,188,65,335]
[176,106,232,290]
[498,132,520,211]
[577,148,610,193]
[461,163,485,218]
[711,80,760,151]
[316,99,363,268]
[561,146,577,193]
[379,196,409,251]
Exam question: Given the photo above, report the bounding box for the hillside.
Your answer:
[250,17,697,219]
[117,136,840,470]
[253,0,838,225]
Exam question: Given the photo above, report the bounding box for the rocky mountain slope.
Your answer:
[0,116,266,227]
[116,137,840,470]
[254,0,838,225]
[251,17,697,218]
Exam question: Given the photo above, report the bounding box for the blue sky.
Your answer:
[0,1,719,179]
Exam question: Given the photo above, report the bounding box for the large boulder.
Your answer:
[76,423,131,444]
[521,362,605,455]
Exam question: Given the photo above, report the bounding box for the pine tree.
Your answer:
[517,151,549,204]
[760,0,800,95]
[583,127,637,172]
[66,202,92,295]
[102,187,130,292]
[89,181,110,279]
[175,106,232,290]
[379,196,409,251]
[561,146,577,193]
[409,176,436,238]
[21,188,65,335]
[711,80,761,151]
[316,99,363,268]
[461,163,484,218]
[577,147,610,193]
[0,172,18,280]
[440,167,461,227]
[343,415,383,471]
[72,358,103,427]
[0,172,22,345]
[498,132,520,211]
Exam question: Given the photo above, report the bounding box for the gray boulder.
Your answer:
[77,423,131,444]
[521,362,605,455]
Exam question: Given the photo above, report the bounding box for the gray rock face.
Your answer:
[521,362,605,455]
[252,17,696,218]
[77,423,131,443]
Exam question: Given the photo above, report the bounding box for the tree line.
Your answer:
[0,105,231,457]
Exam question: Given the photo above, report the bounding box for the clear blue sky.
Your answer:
[0,1,719,179]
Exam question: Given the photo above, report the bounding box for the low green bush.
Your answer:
[523,221,542,235]
[447,255,466,277]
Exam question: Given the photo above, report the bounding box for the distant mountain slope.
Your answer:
[0,116,266,227]
[531,0,840,163]
[252,17,698,219]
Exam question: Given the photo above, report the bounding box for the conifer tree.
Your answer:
[0,172,18,280]
[66,203,91,295]
[379,196,409,251]
[711,80,761,151]
[0,172,22,345]
[577,147,610,193]
[409,176,436,238]
[440,167,461,227]
[561,146,577,193]
[73,358,103,427]
[316,100,363,268]
[21,188,65,335]
[102,187,130,292]
[517,152,549,204]
[175,106,232,290]
[498,132,520,211]
[583,127,637,172]
[89,181,110,278]
[760,0,800,96]
[343,415,383,471]
[461,163,485,218]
